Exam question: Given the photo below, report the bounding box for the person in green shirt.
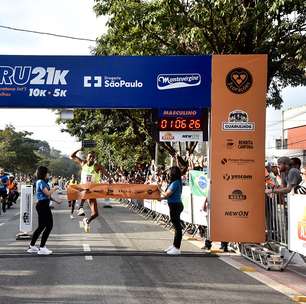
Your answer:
[70,149,109,232]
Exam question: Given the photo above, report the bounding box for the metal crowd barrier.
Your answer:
[121,199,202,238]
[122,194,305,271]
[265,193,288,246]
[240,194,288,270]
[241,193,306,271]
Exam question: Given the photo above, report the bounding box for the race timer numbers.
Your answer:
[159,118,202,131]
[152,108,209,142]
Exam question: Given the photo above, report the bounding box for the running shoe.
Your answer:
[78,208,85,216]
[38,247,53,255]
[70,214,75,219]
[167,247,181,255]
[83,218,90,233]
[164,245,174,252]
[27,245,39,253]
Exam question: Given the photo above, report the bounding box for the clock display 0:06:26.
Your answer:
[159,118,201,131]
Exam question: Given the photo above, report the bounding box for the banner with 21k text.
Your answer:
[210,55,267,243]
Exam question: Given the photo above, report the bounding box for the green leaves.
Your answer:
[59,109,155,170]
[0,126,40,173]
[0,125,79,176]
[94,0,306,107]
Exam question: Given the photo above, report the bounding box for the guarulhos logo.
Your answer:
[157,73,201,90]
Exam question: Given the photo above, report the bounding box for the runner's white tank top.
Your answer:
[81,163,100,184]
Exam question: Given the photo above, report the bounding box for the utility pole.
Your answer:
[282,110,285,149]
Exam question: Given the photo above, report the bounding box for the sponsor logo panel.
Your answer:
[222,110,255,131]
[223,174,252,181]
[226,139,254,150]
[228,189,247,200]
[221,158,255,165]
[157,73,201,90]
[226,67,253,94]
[159,131,203,142]
[84,75,143,88]
[224,210,249,218]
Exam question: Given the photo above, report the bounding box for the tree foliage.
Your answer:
[93,0,306,108]
[0,125,79,177]
[60,109,155,170]
[60,0,306,171]
[0,126,41,173]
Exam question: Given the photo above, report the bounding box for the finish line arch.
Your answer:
[0,54,267,243]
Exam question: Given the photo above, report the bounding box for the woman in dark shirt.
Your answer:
[158,166,184,255]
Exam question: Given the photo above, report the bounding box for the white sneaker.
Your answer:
[83,218,90,233]
[27,245,39,253]
[167,247,181,255]
[77,208,85,216]
[38,247,52,255]
[70,214,75,219]
[164,245,174,252]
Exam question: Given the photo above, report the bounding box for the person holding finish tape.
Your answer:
[27,166,60,255]
[158,166,184,255]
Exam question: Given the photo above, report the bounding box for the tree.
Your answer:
[59,107,200,172]
[0,125,80,177]
[0,126,40,173]
[47,157,80,178]
[60,109,155,170]
[60,0,306,172]
[93,0,306,108]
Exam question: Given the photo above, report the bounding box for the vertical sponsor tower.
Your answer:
[210,55,267,242]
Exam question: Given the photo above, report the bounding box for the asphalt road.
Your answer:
[0,200,294,304]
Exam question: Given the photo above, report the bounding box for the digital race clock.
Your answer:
[157,109,207,132]
[158,117,202,131]
[152,108,208,142]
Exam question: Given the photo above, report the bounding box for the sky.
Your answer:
[0,0,107,155]
[0,0,305,155]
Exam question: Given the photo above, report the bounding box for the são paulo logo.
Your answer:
[157,73,201,90]
[226,67,253,94]
[84,75,143,88]
[222,110,255,131]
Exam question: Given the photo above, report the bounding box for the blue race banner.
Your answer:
[0,55,211,108]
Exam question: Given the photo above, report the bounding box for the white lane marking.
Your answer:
[83,244,91,252]
[0,223,4,227]
[79,221,84,228]
[219,256,301,301]
[85,256,93,261]
[83,244,93,261]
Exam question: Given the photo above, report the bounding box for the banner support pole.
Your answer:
[16,185,33,240]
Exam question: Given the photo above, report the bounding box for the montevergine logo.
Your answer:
[157,74,201,90]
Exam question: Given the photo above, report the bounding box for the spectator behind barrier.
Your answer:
[0,168,9,213]
[7,175,19,207]
[265,157,305,195]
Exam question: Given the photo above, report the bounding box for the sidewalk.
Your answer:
[185,234,306,302]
